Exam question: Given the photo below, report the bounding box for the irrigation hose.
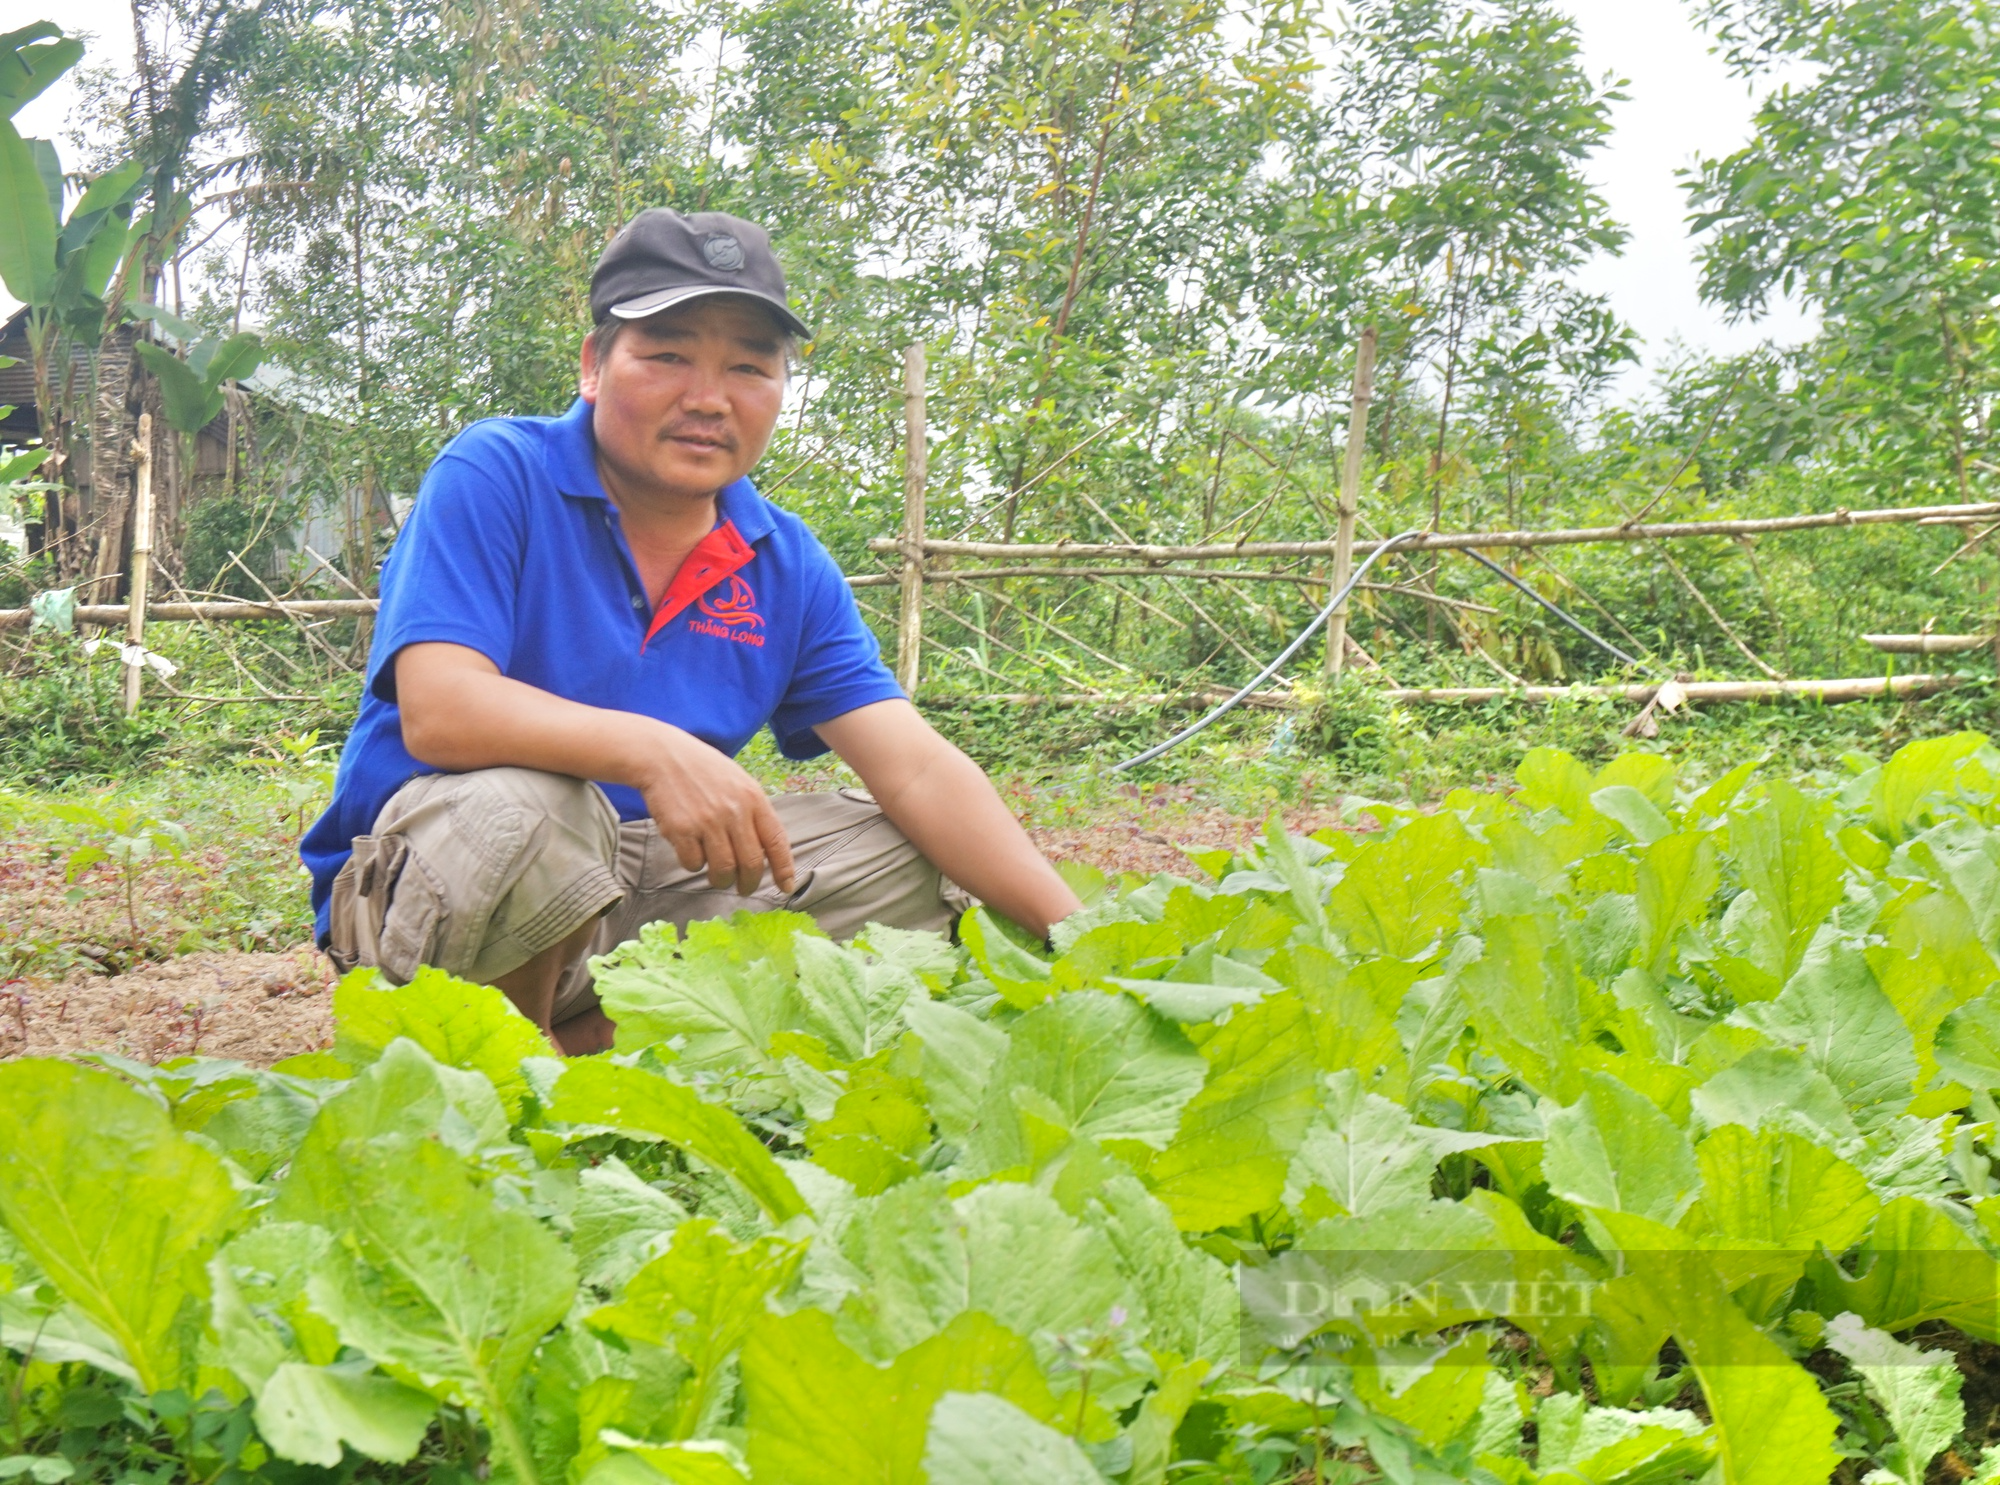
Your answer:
[1107,530,1430,774]
[1454,547,1642,668]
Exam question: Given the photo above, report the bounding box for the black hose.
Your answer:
[1108,531,1429,773]
[1454,547,1642,669]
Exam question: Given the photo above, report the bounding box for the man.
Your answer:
[301,207,1081,1054]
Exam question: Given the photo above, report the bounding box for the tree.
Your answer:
[1318,0,1633,538]
[1688,0,2000,502]
[224,0,713,583]
[720,0,1332,551]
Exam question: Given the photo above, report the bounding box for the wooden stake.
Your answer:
[1328,325,1377,679]
[122,413,155,717]
[896,344,928,694]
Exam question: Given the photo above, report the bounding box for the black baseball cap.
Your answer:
[590,208,811,340]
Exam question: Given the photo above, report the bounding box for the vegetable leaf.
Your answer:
[0,1059,237,1394]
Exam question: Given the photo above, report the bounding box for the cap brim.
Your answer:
[606,284,812,340]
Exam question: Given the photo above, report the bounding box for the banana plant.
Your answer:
[0,23,167,583]
[0,353,54,543]
[129,304,264,438]
[128,304,264,527]
[0,21,76,121]
[0,25,152,344]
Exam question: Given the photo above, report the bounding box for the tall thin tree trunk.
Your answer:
[1425,254,1464,644]
[1000,0,1144,544]
[24,314,76,567]
[1940,300,1972,501]
[347,55,377,590]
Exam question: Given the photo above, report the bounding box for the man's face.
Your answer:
[579,295,788,504]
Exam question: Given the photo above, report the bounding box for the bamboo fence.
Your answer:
[6,338,1998,716]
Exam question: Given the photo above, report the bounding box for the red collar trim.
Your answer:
[642,520,755,649]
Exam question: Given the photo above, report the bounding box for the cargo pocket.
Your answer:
[329,833,450,985]
[376,844,449,985]
[327,834,397,974]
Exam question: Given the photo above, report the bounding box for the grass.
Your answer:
[6,646,1997,984]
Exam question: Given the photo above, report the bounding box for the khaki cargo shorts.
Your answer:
[325,767,971,1021]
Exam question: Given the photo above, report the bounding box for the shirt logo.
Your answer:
[691,574,765,646]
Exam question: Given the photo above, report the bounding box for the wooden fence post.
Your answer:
[897,344,927,694]
[1327,326,1378,679]
[123,412,156,717]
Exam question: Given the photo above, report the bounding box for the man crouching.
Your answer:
[301,207,1080,1053]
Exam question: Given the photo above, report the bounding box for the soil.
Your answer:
[0,947,335,1065]
[1,801,1351,1069]
[1024,804,1345,878]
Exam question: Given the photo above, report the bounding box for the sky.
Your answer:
[1553,0,1819,396]
[7,0,1819,404]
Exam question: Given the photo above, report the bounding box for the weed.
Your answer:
[45,800,192,954]
[237,727,335,839]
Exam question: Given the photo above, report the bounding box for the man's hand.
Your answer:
[632,726,795,896]
[396,642,794,897]
[816,700,1082,939]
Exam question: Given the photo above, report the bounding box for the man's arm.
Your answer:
[814,700,1082,940]
[395,642,795,896]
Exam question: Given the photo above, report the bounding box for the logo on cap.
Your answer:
[701,235,746,272]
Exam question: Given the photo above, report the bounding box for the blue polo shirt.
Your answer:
[300,397,905,941]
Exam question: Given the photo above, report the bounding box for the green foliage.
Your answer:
[44,794,190,951]
[0,724,351,977]
[178,493,290,600]
[1688,0,2000,501]
[0,1058,238,1394]
[17,0,1989,708]
[0,24,84,119]
[0,634,175,784]
[0,28,149,341]
[128,303,264,436]
[13,739,2000,1479]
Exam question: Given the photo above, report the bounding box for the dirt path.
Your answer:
[2,808,1344,1067]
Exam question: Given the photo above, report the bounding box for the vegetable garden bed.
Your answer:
[9,736,2000,1482]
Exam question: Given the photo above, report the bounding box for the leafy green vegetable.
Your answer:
[1824,1312,1964,1485]
[11,738,2000,1484]
[965,990,1205,1174]
[299,1130,573,1482]
[0,1059,238,1393]
[1544,1070,1700,1226]
[551,1060,806,1223]
[594,913,818,1068]
[741,1310,1060,1484]
[333,966,555,1116]
[922,1391,1105,1484]
[589,1219,801,1439]
[252,1363,437,1468]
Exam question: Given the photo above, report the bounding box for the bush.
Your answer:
[0,635,174,784]
[180,494,287,598]
[0,541,57,609]
[1297,680,1424,771]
